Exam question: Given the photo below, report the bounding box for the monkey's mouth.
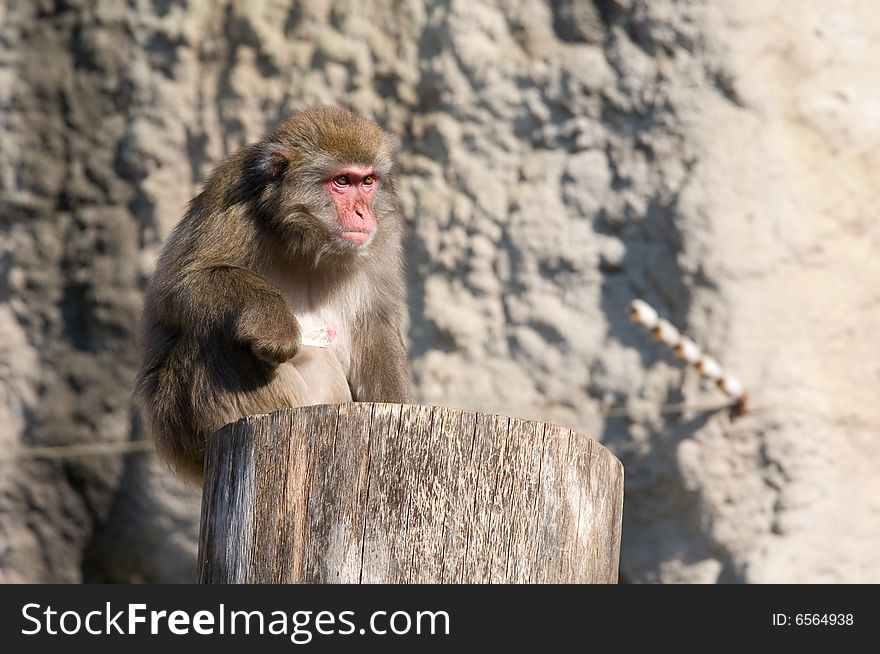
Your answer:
[340,230,372,245]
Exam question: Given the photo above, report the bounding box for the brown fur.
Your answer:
[135,107,412,482]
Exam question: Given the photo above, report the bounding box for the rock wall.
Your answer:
[1,0,878,583]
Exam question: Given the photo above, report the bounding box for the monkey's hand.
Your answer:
[234,295,302,365]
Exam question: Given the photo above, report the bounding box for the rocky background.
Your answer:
[1,0,878,583]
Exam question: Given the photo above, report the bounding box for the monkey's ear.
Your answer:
[259,143,292,178]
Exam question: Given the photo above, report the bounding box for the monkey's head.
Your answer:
[251,106,400,259]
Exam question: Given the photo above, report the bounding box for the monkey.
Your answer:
[135,106,412,483]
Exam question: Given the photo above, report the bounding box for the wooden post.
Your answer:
[197,403,624,584]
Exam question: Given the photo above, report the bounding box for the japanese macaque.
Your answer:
[135,107,412,482]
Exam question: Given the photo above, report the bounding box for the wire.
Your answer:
[2,300,766,463]
[600,399,739,418]
[0,399,794,464]
[0,440,154,463]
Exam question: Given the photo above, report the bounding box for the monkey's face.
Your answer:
[255,107,399,258]
[323,166,378,247]
[264,159,391,259]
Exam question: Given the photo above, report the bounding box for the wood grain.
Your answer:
[198,403,624,584]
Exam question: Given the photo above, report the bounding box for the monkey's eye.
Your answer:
[334,175,350,186]
[362,175,376,186]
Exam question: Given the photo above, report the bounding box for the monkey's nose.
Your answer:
[354,207,364,218]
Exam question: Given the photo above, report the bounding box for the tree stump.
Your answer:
[197,403,624,584]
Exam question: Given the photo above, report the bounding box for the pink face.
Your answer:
[324,166,378,245]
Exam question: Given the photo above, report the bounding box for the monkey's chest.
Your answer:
[290,302,353,374]
[272,278,357,375]
[300,311,348,356]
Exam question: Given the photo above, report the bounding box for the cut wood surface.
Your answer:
[198,403,624,583]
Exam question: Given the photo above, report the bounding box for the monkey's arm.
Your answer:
[348,312,412,403]
[153,264,300,365]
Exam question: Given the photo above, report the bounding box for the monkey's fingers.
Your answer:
[250,335,300,364]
